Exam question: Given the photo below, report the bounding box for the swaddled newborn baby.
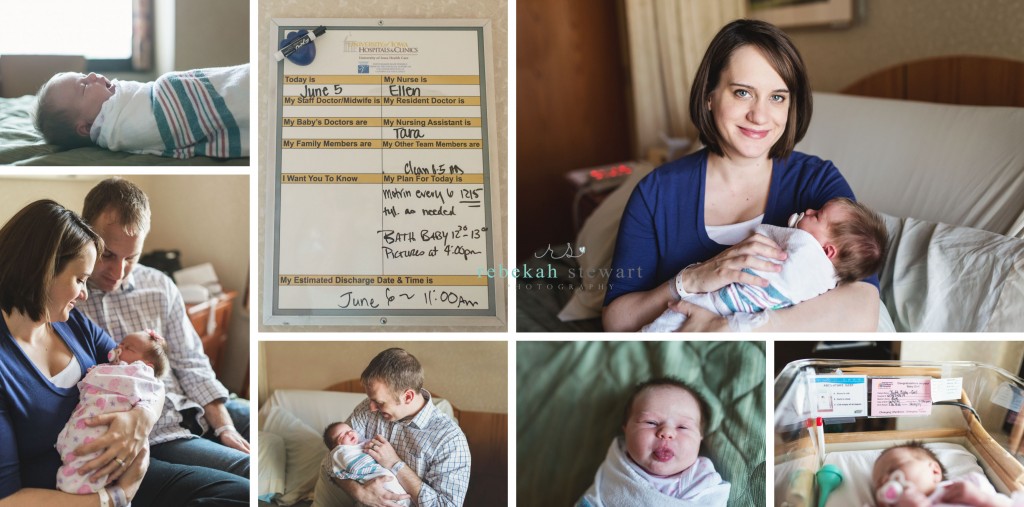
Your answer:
[577,377,730,506]
[643,197,887,332]
[55,330,167,494]
[322,422,411,507]
[872,441,1013,507]
[35,65,249,159]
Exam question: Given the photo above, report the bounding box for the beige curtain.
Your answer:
[624,0,746,160]
[132,0,154,71]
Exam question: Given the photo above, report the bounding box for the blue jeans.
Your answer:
[150,398,251,478]
[134,458,248,507]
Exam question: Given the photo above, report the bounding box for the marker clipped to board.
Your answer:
[276,25,326,65]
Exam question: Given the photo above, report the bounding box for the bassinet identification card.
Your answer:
[871,378,933,417]
[812,375,868,417]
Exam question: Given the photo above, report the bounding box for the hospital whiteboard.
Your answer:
[263,18,505,327]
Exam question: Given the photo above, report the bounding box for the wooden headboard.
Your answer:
[325,380,508,507]
[841,55,1024,107]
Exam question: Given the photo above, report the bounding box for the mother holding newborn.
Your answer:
[603,19,879,332]
[0,200,245,506]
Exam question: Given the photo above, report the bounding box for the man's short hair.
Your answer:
[689,19,812,160]
[82,177,152,236]
[828,197,889,284]
[361,348,424,396]
[879,440,948,479]
[0,199,103,321]
[34,73,93,148]
[622,376,710,436]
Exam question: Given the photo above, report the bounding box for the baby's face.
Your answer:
[872,448,943,498]
[114,332,152,364]
[46,72,116,125]
[623,385,703,477]
[328,423,359,446]
[792,200,847,247]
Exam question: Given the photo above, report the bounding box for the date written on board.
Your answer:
[336,288,480,309]
[299,84,343,97]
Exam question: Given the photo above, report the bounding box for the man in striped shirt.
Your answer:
[78,177,250,494]
[324,348,471,507]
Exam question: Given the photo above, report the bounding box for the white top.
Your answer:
[50,355,82,389]
[705,214,764,245]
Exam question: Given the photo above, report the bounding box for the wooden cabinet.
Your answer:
[186,290,237,377]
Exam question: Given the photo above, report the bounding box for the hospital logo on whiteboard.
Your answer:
[358,64,369,74]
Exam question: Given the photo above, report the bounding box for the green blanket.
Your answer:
[517,341,766,506]
[0,95,247,165]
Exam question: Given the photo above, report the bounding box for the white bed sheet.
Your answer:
[821,443,987,507]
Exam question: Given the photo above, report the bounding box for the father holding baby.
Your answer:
[78,178,250,498]
[318,348,471,507]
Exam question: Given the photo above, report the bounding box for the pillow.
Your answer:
[880,213,1024,331]
[263,389,369,432]
[819,443,987,507]
[801,92,1024,239]
[261,406,327,506]
[257,431,286,499]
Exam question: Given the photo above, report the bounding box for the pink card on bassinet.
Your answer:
[870,378,933,416]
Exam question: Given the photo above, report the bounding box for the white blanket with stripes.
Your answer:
[643,225,837,332]
[91,64,249,159]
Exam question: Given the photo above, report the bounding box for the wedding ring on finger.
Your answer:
[115,457,127,468]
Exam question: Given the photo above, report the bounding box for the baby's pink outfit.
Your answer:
[54,361,164,494]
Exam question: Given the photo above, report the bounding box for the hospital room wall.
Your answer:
[154,0,250,75]
[786,0,1024,92]
[0,176,250,394]
[258,341,508,414]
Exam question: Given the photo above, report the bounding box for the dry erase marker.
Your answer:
[275,26,326,62]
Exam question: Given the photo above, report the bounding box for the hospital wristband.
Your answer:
[97,487,110,507]
[390,460,406,475]
[214,424,237,437]
[107,485,129,507]
[673,263,700,300]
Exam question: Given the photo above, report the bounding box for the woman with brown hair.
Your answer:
[0,199,246,506]
[603,19,879,332]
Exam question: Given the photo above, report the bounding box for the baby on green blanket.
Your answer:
[578,377,731,506]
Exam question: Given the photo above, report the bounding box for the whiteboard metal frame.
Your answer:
[263,18,506,328]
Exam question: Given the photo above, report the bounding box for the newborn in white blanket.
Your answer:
[35,64,249,159]
[577,379,730,507]
[322,421,410,507]
[644,197,887,332]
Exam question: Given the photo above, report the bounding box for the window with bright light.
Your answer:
[0,1,133,59]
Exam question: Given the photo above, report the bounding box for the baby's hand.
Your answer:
[940,481,1009,507]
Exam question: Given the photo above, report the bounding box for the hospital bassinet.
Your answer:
[775,359,1024,506]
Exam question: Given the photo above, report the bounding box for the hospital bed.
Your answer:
[519,55,1024,332]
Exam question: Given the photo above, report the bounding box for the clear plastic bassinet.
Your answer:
[775,359,1024,507]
